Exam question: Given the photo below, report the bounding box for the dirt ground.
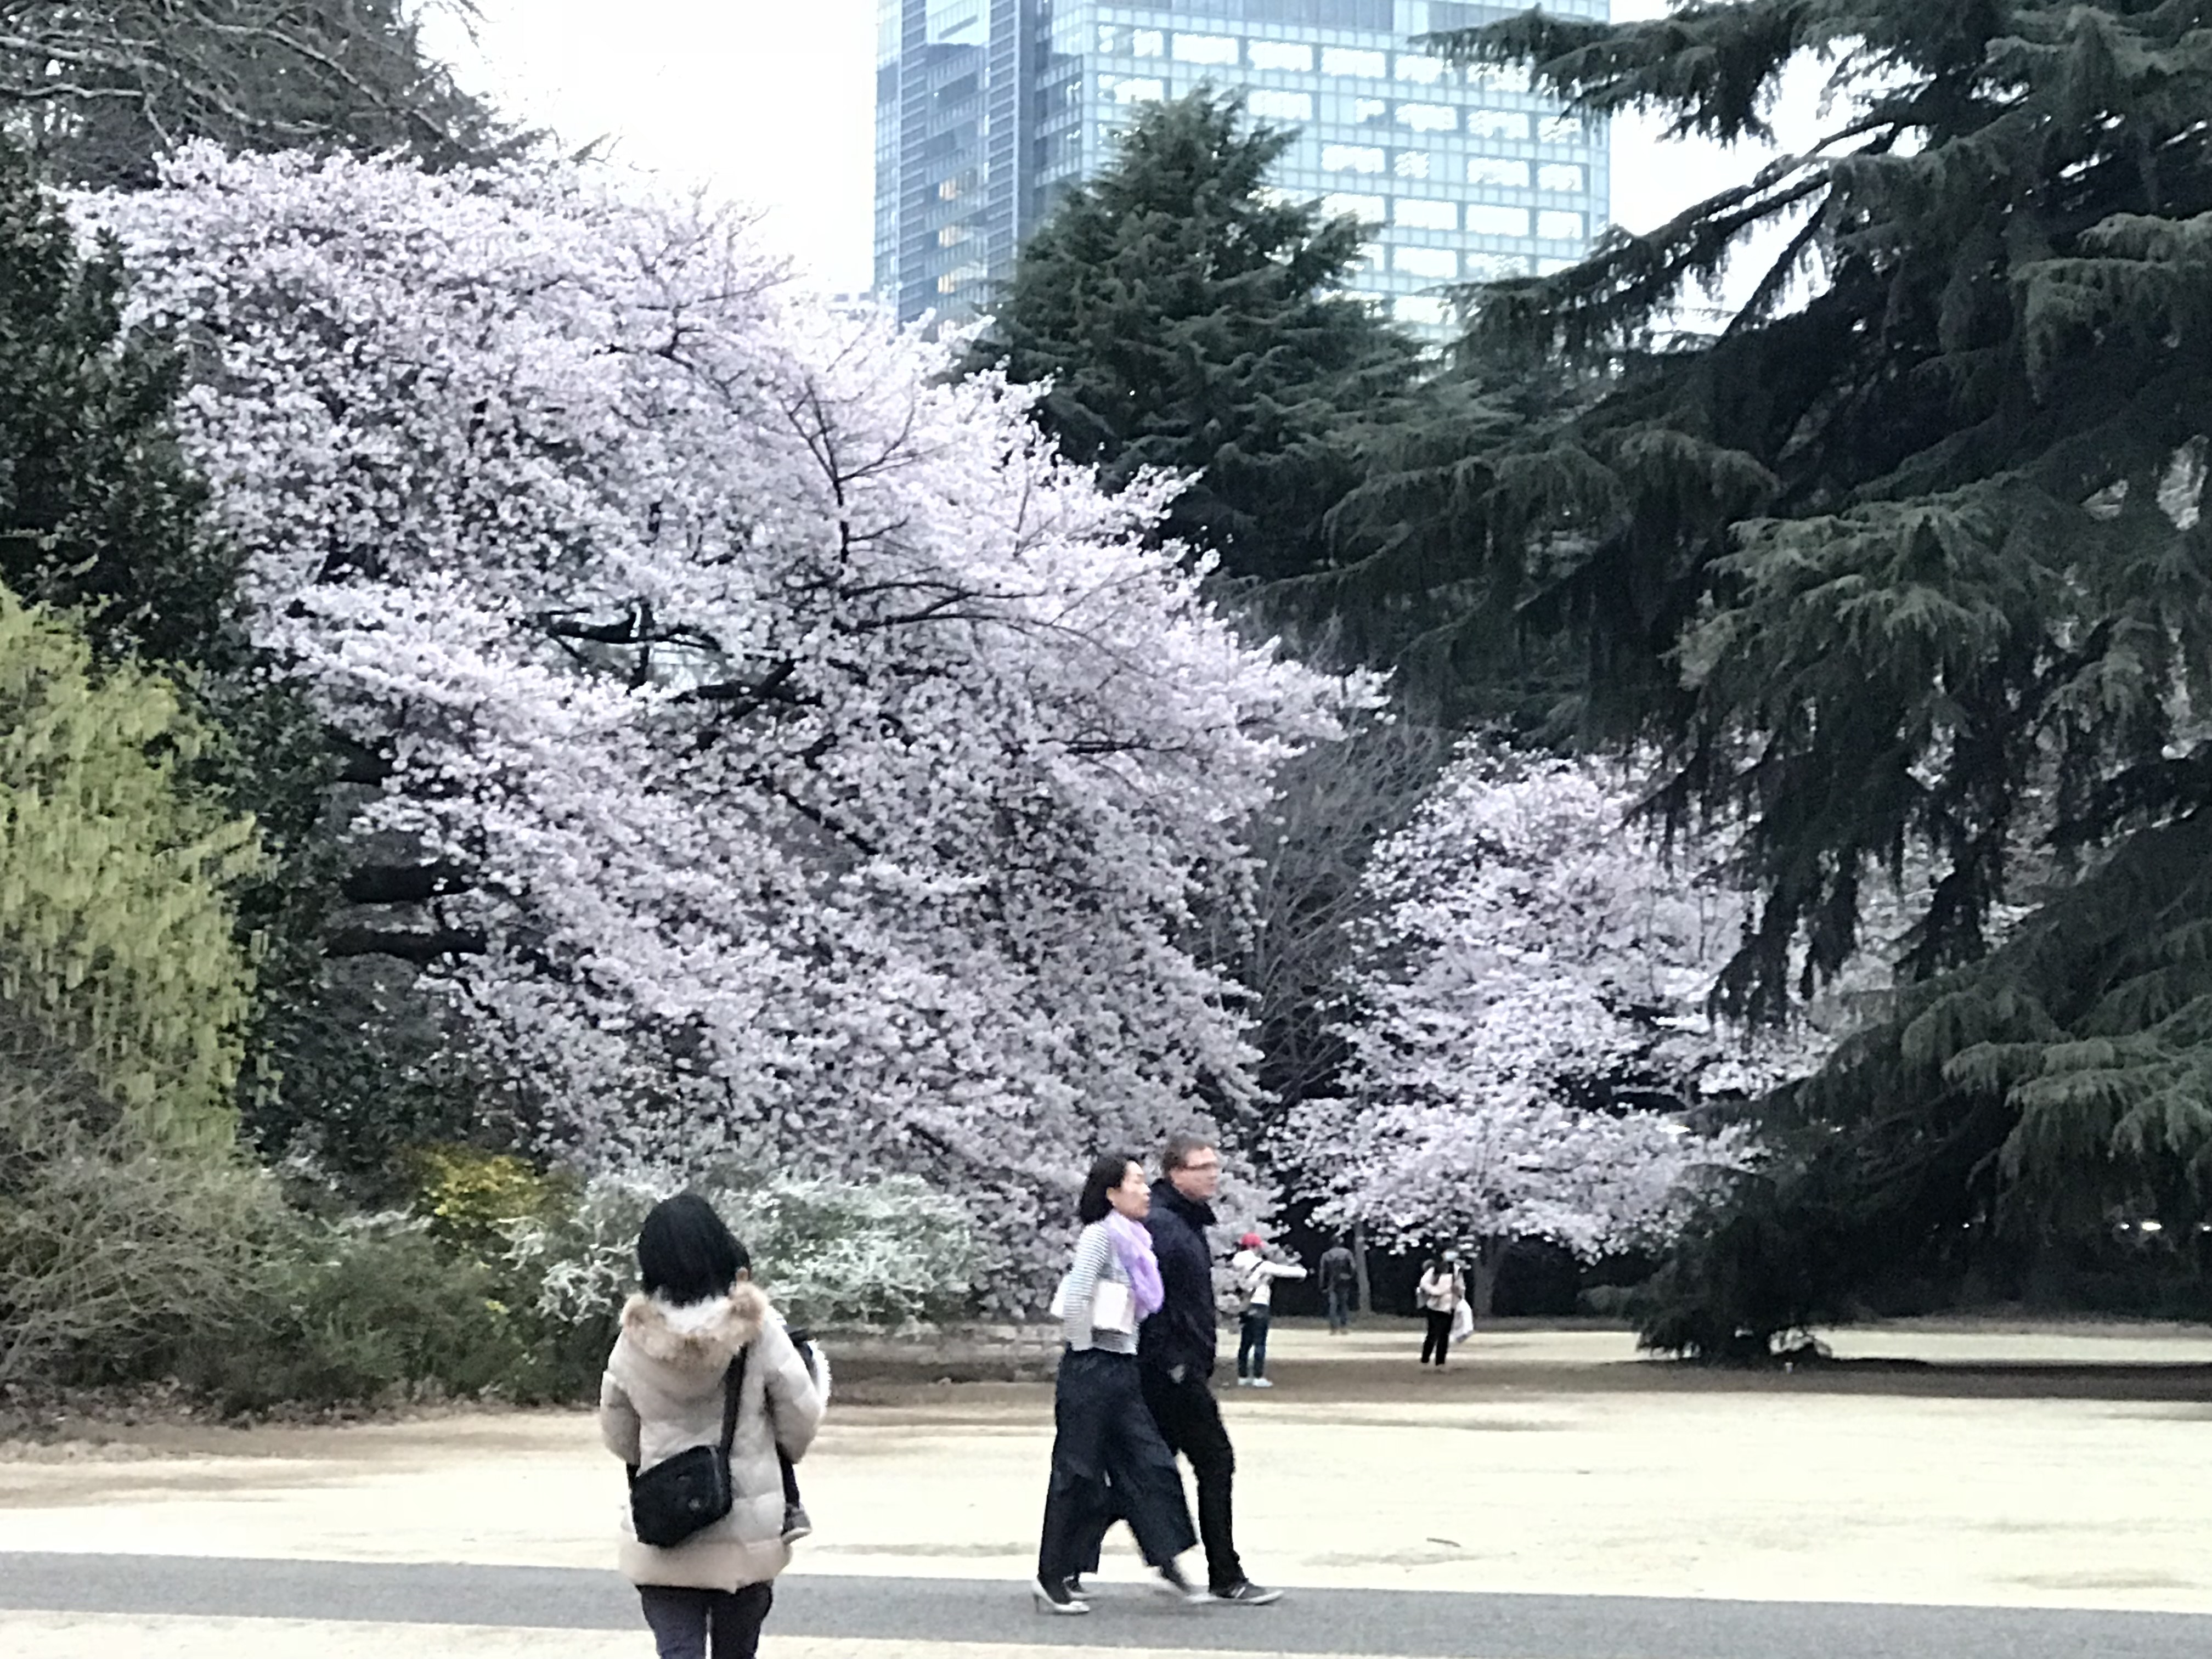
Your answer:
[5,1318,2212,1619]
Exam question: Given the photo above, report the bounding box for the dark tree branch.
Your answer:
[339,861,474,905]
[326,925,488,962]
[327,729,394,786]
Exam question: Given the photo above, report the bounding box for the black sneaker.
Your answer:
[1031,1576,1090,1615]
[1211,1579,1283,1606]
[781,1501,812,1542]
[1156,1561,1210,1604]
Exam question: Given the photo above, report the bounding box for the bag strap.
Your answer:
[718,1341,751,1457]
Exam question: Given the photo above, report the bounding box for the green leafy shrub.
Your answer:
[0,1031,290,1387]
[186,1215,539,1410]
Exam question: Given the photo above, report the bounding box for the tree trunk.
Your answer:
[1352,1221,1372,1316]
[1470,1236,1506,1322]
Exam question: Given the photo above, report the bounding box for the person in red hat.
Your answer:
[1227,1231,1306,1389]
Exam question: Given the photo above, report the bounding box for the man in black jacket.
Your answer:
[1135,1131,1280,1605]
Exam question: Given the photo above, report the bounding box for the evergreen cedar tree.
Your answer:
[0,140,232,668]
[963,91,1422,583]
[1395,1,2212,1356]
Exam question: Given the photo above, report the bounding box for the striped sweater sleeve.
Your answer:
[1061,1223,1113,1351]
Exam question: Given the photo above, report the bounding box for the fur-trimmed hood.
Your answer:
[618,1280,769,1372]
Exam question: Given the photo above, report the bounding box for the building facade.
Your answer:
[873,0,1610,331]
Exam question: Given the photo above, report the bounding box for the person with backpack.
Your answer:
[600,1194,827,1659]
[1415,1251,1466,1368]
[1227,1232,1306,1387]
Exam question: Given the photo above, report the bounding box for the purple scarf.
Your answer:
[1104,1211,1165,1321]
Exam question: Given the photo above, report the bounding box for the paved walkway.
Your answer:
[5,1554,2212,1658]
[5,1321,2212,1657]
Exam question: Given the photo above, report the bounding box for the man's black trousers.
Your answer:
[1073,1364,1248,1593]
[1142,1365,1245,1592]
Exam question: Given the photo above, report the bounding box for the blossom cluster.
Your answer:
[87,150,1348,1304]
[1282,749,1810,1256]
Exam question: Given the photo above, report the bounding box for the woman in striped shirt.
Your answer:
[1032,1152,1201,1615]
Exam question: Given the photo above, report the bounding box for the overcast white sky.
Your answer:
[426,0,1827,296]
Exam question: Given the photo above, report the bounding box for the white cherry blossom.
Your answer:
[86,149,1352,1306]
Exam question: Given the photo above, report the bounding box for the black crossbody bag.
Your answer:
[628,1342,749,1548]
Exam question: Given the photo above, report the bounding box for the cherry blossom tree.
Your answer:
[85,149,1351,1305]
[1282,749,1805,1312]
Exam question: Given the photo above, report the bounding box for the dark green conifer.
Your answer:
[1391,2,2212,1348]
[964,89,1421,583]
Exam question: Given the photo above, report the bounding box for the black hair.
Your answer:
[1077,1152,1141,1225]
[637,1192,751,1304]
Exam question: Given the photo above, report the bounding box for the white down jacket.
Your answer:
[599,1280,827,1589]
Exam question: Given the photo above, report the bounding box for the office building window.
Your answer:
[1470,158,1532,188]
[1468,204,1532,236]
[1133,28,1165,55]
[1172,33,1238,64]
[1537,209,1586,241]
[1321,46,1386,78]
[1395,54,1443,84]
[1465,253,1529,281]
[1393,151,1430,179]
[1468,111,1530,142]
[1395,295,1449,326]
[1249,89,1313,121]
[1398,103,1456,132]
[1538,162,1586,192]
[1101,75,1164,103]
[1322,143,1386,173]
[1395,246,1458,280]
[1322,191,1387,222]
[1395,198,1457,230]
[1249,40,1314,71]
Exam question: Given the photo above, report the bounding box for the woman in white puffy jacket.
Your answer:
[600,1194,827,1659]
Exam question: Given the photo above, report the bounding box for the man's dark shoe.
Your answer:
[1156,1561,1210,1604]
[1210,1579,1283,1606]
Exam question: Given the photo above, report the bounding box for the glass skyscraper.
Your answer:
[874,0,1611,332]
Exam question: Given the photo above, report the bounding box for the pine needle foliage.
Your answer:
[962,90,1422,582]
[0,137,236,665]
[1365,2,2212,1347]
[1410,0,2212,1016]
